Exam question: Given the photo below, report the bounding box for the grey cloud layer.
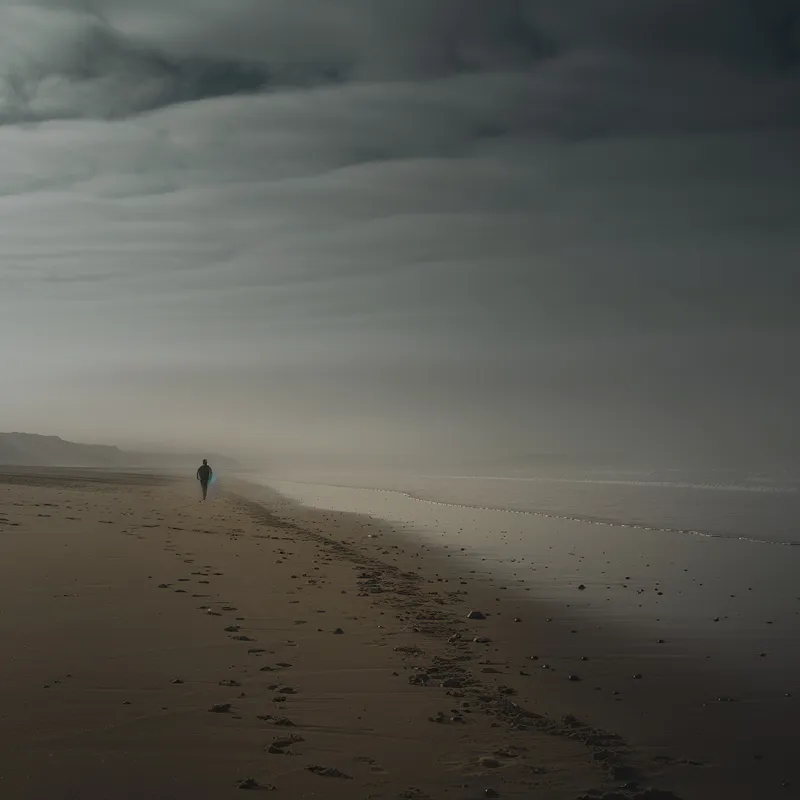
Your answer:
[0,1,798,460]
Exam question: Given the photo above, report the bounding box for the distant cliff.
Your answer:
[0,433,238,471]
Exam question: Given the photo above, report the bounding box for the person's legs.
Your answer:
[201,481,208,500]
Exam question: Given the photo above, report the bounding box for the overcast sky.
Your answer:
[0,1,798,465]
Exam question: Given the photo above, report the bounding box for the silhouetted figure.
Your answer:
[196,459,212,500]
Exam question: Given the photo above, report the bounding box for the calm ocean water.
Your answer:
[254,464,800,545]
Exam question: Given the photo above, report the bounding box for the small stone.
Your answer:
[568,674,581,682]
[237,777,260,790]
[485,790,499,798]
[632,673,643,680]
[467,611,486,620]
[333,628,344,635]
[578,584,586,590]
[171,678,184,684]
[209,703,232,713]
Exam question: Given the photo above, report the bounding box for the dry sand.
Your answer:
[0,470,791,799]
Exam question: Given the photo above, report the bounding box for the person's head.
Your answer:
[202,459,207,465]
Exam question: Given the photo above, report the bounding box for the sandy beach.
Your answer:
[0,470,794,799]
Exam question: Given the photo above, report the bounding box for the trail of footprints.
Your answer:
[130,496,684,798]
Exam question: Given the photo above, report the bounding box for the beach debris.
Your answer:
[474,637,491,644]
[209,703,232,713]
[332,628,344,635]
[171,678,184,684]
[513,617,522,622]
[578,584,586,590]
[467,610,487,620]
[568,674,581,682]
[632,673,643,680]
[306,765,352,779]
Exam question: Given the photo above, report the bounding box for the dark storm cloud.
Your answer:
[0,0,798,460]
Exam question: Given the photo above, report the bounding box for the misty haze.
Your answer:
[0,2,798,799]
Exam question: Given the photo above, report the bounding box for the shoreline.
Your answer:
[234,478,798,799]
[0,469,794,798]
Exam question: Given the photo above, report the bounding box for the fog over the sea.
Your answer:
[1,1,798,465]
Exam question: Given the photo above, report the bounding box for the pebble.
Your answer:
[467,611,487,620]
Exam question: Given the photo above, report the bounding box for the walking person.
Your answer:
[196,459,212,501]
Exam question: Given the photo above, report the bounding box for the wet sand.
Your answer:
[0,470,794,798]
